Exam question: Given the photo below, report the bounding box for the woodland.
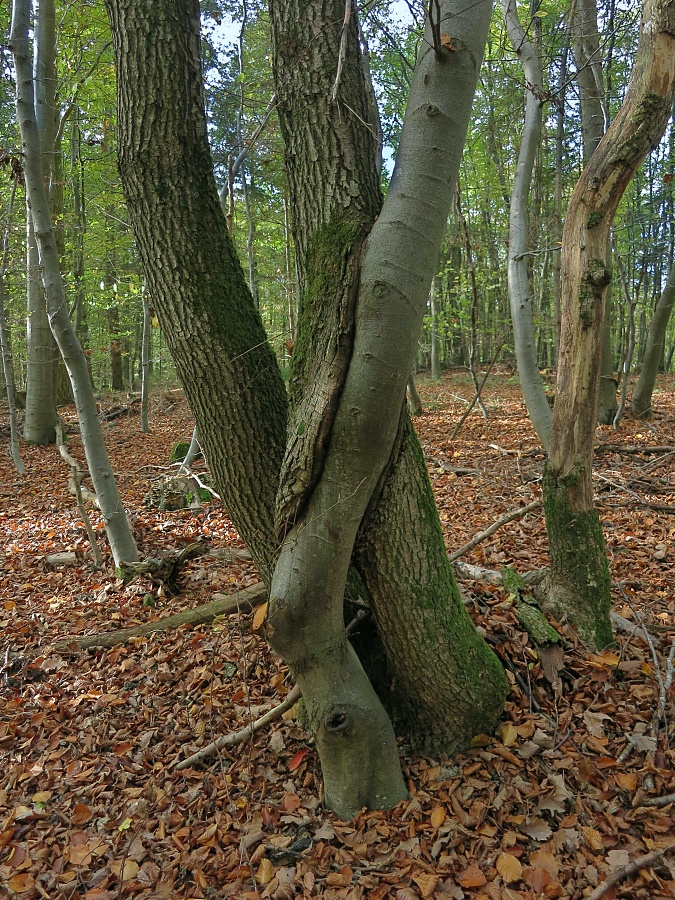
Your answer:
[1,0,675,897]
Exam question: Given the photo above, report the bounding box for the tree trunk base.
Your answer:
[542,464,613,649]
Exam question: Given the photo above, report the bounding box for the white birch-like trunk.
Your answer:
[10,0,138,566]
[502,0,552,449]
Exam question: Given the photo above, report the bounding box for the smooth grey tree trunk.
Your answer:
[572,0,617,424]
[106,0,507,818]
[502,0,552,449]
[633,259,675,417]
[24,0,57,445]
[10,0,139,567]
[140,286,150,433]
[0,177,24,473]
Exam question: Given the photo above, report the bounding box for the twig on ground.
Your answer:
[175,684,301,771]
[448,499,541,563]
[449,343,503,440]
[641,792,675,808]
[56,425,102,566]
[588,847,671,900]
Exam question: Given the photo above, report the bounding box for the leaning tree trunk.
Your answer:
[502,0,552,449]
[632,258,675,418]
[544,0,675,649]
[10,0,139,567]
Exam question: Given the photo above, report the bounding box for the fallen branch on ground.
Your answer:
[54,582,266,651]
[56,426,102,566]
[175,684,301,770]
[448,499,542,563]
[588,847,671,900]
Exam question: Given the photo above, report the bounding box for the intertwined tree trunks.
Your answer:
[544,0,675,648]
[269,0,507,813]
[106,0,507,816]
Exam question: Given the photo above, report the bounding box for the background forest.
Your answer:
[1,0,673,408]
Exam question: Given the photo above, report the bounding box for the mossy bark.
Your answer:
[543,465,612,647]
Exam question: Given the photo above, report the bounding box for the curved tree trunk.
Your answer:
[502,0,552,449]
[544,0,675,648]
[10,0,139,567]
[632,259,675,417]
[105,0,507,817]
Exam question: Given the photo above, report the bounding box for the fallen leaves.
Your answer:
[1,379,675,898]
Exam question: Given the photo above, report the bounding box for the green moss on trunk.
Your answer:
[543,462,613,649]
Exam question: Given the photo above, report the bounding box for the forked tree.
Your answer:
[104,0,508,816]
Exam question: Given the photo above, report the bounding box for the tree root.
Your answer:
[54,582,266,651]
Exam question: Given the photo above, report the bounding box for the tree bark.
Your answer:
[502,0,552,449]
[632,259,675,417]
[0,176,25,474]
[544,0,675,648]
[10,0,139,567]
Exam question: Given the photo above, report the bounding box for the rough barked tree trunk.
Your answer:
[10,0,139,567]
[105,0,507,816]
[544,0,675,648]
[502,0,552,449]
[632,258,675,417]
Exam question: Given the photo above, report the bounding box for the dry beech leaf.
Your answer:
[581,826,604,851]
[109,858,139,882]
[500,722,519,746]
[496,852,523,883]
[529,848,559,878]
[458,864,486,888]
[7,873,34,893]
[71,802,92,824]
[255,857,274,885]
[430,805,446,829]
[412,871,439,898]
[252,601,268,631]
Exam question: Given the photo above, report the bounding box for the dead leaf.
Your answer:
[252,601,268,631]
[7,873,34,893]
[430,806,446,830]
[457,864,486,888]
[412,871,439,898]
[109,858,140,882]
[496,852,523,883]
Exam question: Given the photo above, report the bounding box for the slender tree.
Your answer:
[543,0,675,648]
[10,0,139,566]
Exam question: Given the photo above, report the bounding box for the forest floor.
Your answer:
[1,369,674,900]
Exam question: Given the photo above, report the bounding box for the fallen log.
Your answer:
[54,582,266,651]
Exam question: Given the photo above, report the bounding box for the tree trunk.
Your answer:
[23,0,57,444]
[105,0,507,817]
[572,0,618,424]
[0,176,24,473]
[140,286,150,432]
[632,259,675,417]
[10,0,139,567]
[502,0,552,449]
[544,0,675,648]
